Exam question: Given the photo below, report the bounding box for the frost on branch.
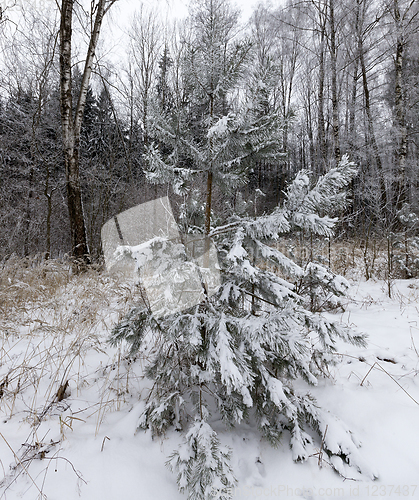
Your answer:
[109,151,373,498]
[166,420,237,500]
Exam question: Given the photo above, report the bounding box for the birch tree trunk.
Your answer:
[59,0,116,262]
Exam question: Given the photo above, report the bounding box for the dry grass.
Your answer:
[274,235,419,281]
[0,256,142,416]
[0,257,146,496]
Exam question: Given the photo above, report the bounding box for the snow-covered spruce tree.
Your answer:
[110,2,375,499]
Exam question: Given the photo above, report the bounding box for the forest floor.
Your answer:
[0,256,418,500]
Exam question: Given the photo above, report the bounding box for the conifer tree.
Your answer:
[110,156,375,499]
[110,1,375,498]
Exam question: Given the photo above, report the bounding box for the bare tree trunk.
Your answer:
[355,0,387,213]
[205,92,215,245]
[60,0,87,261]
[359,41,387,212]
[348,57,358,154]
[305,89,316,171]
[329,0,340,164]
[393,0,408,210]
[23,167,34,257]
[44,163,55,260]
[129,7,162,148]
[205,170,213,238]
[59,0,116,263]
[317,24,327,173]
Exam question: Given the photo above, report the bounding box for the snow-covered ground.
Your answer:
[1,268,418,500]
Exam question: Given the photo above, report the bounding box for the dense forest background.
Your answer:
[0,0,418,265]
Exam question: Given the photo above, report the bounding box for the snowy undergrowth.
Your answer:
[0,259,145,498]
[0,260,418,499]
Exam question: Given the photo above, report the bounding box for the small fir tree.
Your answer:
[110,2,375,498]
[110,158,376,500]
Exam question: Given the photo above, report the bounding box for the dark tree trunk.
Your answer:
[59,0,114,263]
[60,0,89,261]
[348,58,358,154]
[393,0,408,210]
[317,26,327,173]
[329,0,341,164]
[355,0,387,213]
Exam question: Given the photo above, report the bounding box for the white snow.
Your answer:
[1,275,419,499]
[207,116,231,139]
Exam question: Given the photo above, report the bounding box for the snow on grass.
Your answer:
[1,260,418,499]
